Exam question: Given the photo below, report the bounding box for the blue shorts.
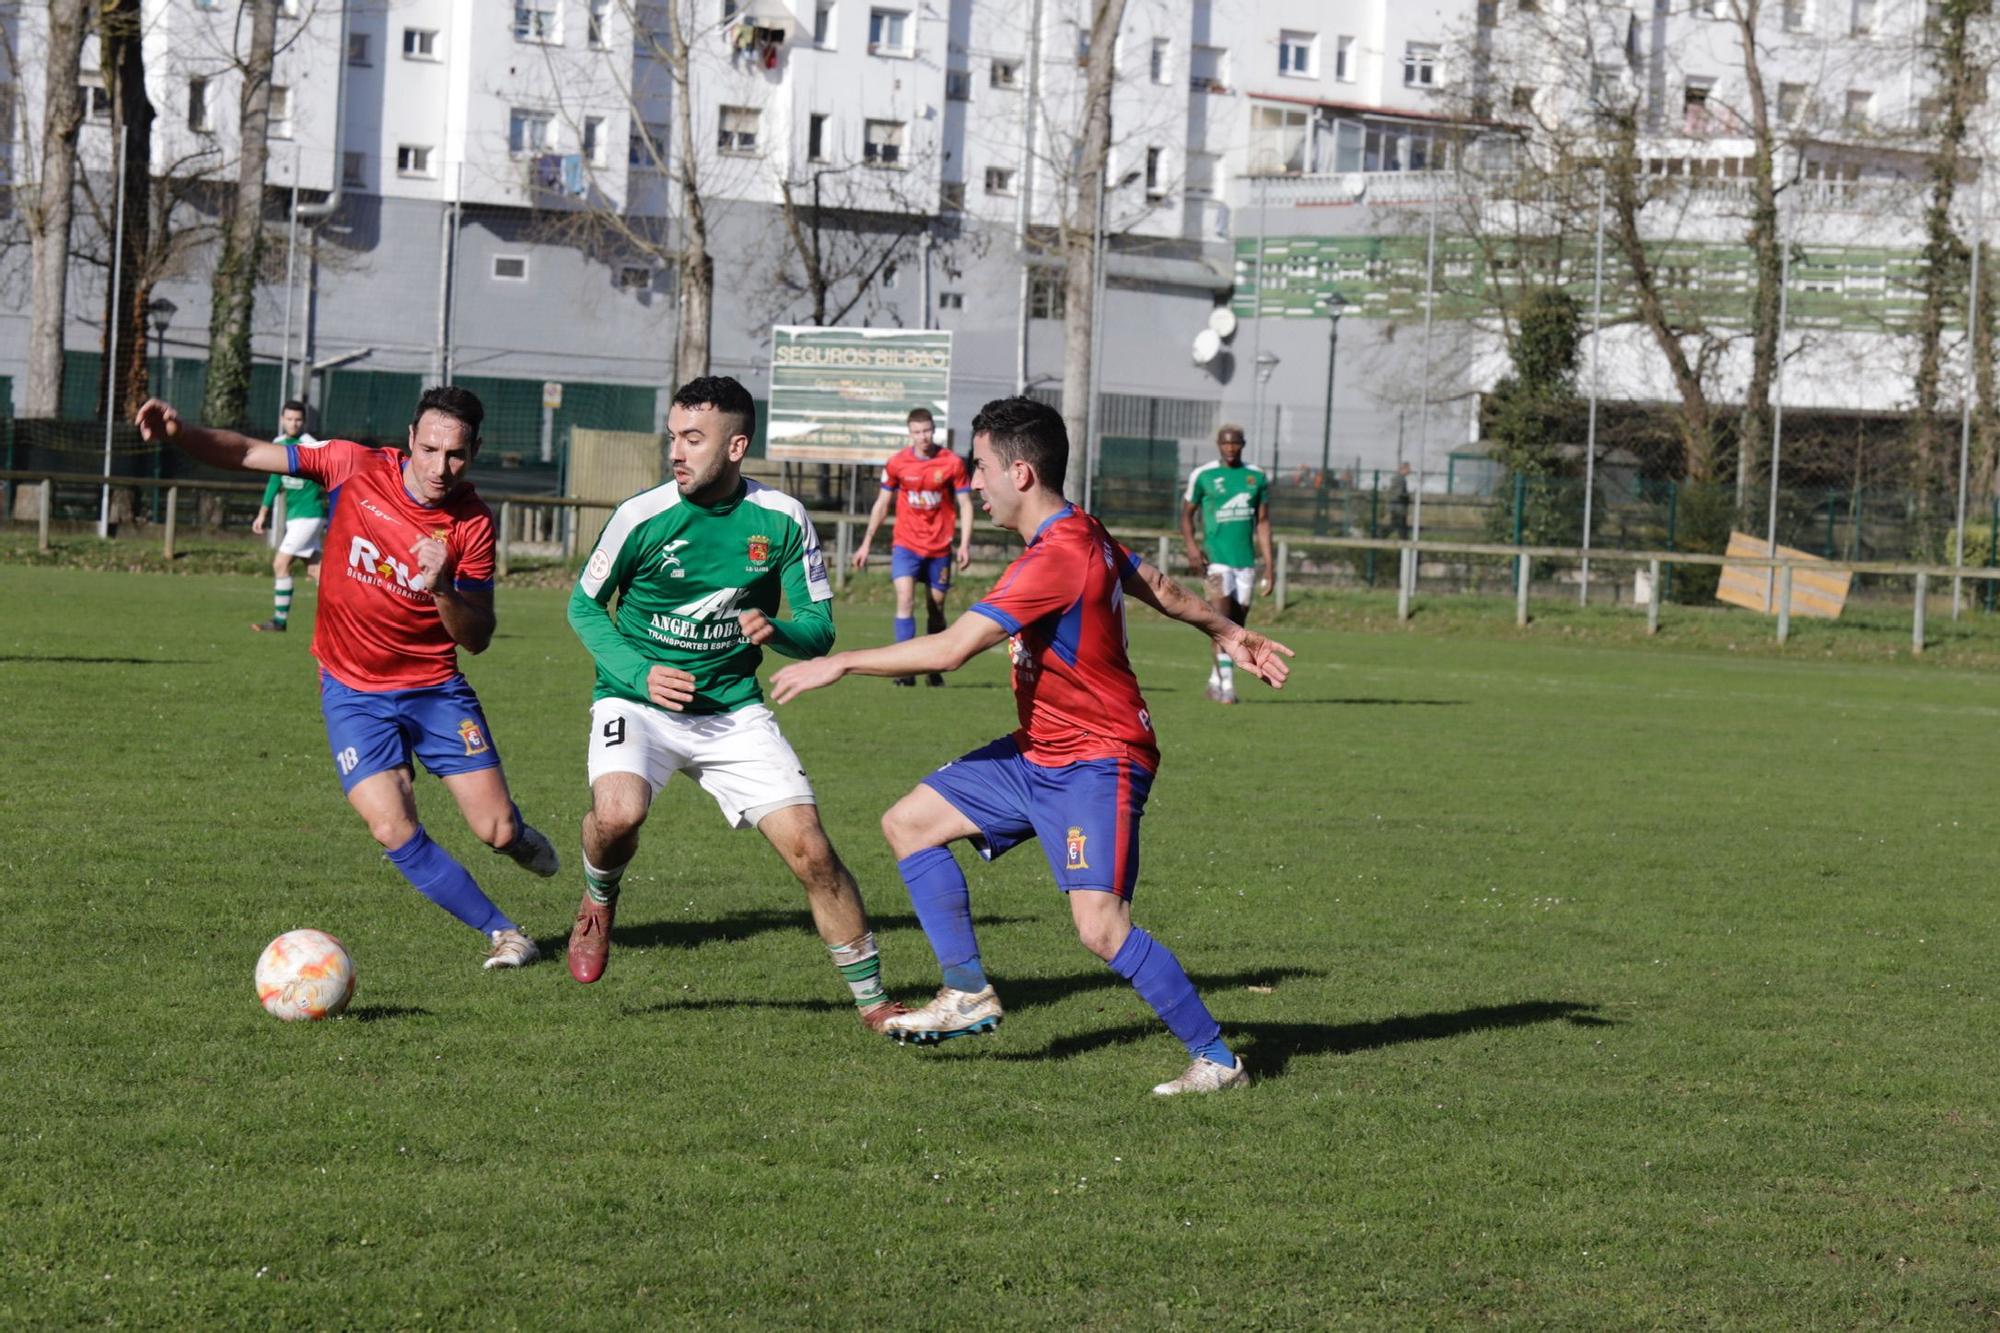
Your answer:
[890,544,953,593]
[921,736,1155,899]
[319,670,503,794]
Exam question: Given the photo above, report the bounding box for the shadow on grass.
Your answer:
[341,1005,431,1023]
[991,998,1611,1078]
[994,965,1325,1014]
[1283,697,1467,707]
[0,654,207,665]
[539,908,1032,958]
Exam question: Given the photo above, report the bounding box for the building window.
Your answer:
[945,69,971,101]
[79,80,111,121]
[589,0,612,47]
[268,86,292,138]
[619,265,653,290]
[815,1,835,45]
[1782,0,1810,29]
[188,78,211,133]
[1511,85,1536,113]
[1150,37,1170,84]
[1249,104,1309,173]
[630,121,669,170]
[864,118,904,166]
[514,2,559,42]
[984,165,1016,195]
[718,104,759,154]
[278,0,299,15]
[990,58,1020,88]
[939,180,965,210]
[342,151,365,187]
[881,261,899,289]
[583,116,607,166]
[938,291,963,310]
[807,112,829,160]
[1683,78,1715,133]
[1144,145,1164,198]
[1335,35,1354,82]
[1186,151,1218,196]
[1028,271,1065,319]
[1778,82,1806,123]
[867,8,909,54]
[1844,88,1873,128]
[1403,43,1439,87]
[194,0,220,8]
[1916,95,1941,130]
[396,144,434,177]
[509,108,555,155]
[1190,44,1228,92]
[1278,30,1317,78]
[1850,0,1875,33]
[493,255,529,281]
[404,28,439,59]
[347,32,370,65]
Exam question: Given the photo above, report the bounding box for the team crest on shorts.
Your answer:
[1065,826,1089,871]
[747,534,771,564]
[458,719,489,755]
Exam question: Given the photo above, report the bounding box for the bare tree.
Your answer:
[22,0,89,417]
[769,167,930,328]
[1057,0,1129,503]
[201,0,278,430]
[665,0,712,385]
[1720,0,1785,509]
[97,0,155,422]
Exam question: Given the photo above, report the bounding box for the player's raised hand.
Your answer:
[738,608,775,646]
[1221,627,1295,689]
[646,664,698,711]
[408,535,451,594]
[134,398,179,443]
[768,656,845,705]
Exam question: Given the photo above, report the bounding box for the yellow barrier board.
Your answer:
[1716,531,1851,619]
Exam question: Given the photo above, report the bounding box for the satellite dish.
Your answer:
[1191,328,1222,365]
[1207,306,1238,340]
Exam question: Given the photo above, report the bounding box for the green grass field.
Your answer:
[2,565,1995,1327]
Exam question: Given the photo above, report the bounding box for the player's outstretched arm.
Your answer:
[1121,558,1295,689]
[851,487,894,570]
[955,491,976,569]
[1179,501,1207,576]
[768,610,1006,704]
[134,399,291,474]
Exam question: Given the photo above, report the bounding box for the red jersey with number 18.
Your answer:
[969,505,1160,773]
[286,440,497,691]
[881,446,970,557]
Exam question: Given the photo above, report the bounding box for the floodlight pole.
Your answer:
[1315,294,1346,535]
[99,126,129,541]
[1952,185,1983,619]
[1765,233,1792,610]
[1413,174,1439,551]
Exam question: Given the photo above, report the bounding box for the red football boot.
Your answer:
[567,893,616,984]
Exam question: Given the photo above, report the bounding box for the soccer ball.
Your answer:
[255,929,356,1022]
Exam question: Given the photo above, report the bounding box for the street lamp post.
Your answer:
[146,298,177,516]
[1314,292,1347,535]
[1254,350,1280,474]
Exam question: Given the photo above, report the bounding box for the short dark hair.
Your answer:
[1217,423,1246,444]
[281,399,307,417]
[906,407,934,425]
[672,375,757,444]
[412,384,484,440]
[970,396,1067,495]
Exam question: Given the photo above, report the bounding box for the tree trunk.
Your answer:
[23,0,90,418]
[1058,0,1129,506]
[1732,0,1779,513]
[1974,237,1999,502]
[203,0,278,430]
[100,0,155,424]
[668,0,711,386]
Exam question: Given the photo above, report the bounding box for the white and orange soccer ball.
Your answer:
[255,929,356,1022]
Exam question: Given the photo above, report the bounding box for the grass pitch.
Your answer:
[1,565,1995,1327]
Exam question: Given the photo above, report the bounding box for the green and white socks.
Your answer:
[1211,651,1234,693]
[830,932,888,1010]
[273,576,294,629]
[583,857,625,906]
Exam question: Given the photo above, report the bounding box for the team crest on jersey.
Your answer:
[1065,827,1089,871]
[747,534,771,564]
[458,719,489,755]
[587,549,612,582]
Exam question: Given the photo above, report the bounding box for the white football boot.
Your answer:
[881,985,1004,1044]
[1151,1055,1251,1096]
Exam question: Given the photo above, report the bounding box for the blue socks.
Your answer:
[898,847,988,992]
[1110,926,1234,1066]
[894,615,916,643]
[386,827,513,935]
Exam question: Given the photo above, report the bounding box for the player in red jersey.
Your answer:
[136,387,559,970]
[850,407,973,686]
[773,397,1293,1095]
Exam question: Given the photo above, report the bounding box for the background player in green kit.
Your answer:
[248,401,325,632]
[1179,423,1274,704]
[565,376,904,1032]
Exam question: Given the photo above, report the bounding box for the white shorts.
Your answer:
[587,698,816,830]
[1205,565,1256,605]
[278,517,325,558]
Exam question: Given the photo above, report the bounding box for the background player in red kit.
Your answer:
[135,387,560,969]
[850,407,973,686]
[774,396,1293,1095]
